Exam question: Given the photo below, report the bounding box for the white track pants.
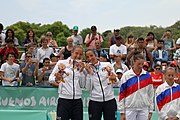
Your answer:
[125,109,149,120]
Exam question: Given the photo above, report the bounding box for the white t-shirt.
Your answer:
[37,47,54,63]
[1,62,20,86]
[71,35,83,46]
[158,50,163,59]
[109,44,127,55]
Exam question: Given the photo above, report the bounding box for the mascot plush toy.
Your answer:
[55,63,69,83]
[104,66,117,85]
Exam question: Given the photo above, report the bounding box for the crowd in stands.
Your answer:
[0,22,180,120]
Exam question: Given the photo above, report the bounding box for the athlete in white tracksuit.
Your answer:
[49,46,85,120]
[119,54,154,120]
[85,49,117,120]
[156,67,180,120]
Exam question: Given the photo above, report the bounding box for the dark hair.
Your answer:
[43,58,50,63]
[137,37,144,41]
[25,52,32,57]
[26,29,35,39]
[147,32,155,40]
[115,35,123,40]
[5,29,15,40]
[85,49,97,57]
[0,23,3,30]
[128,35,134,39]
[133,53,144,62]
[6,52,15,59]
[5,38,13,43]
[91,25,97,31]
[157,39,164,43]
[166,30,171,33]
[154,64,161,68]
[161,60,168,64]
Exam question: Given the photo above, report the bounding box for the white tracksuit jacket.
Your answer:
[156,82,180,120]
[118,68,154,113]
[85,61,115,102]
[49,57,85,99]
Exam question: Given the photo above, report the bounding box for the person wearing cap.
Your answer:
[155,67,180,120]
[150,64,163,88]
[119,53,154,120]
[169,61,180,84]
[49,53,59,69]
[71,26,83,46]
[143,61,149,71]
[109,35,127,63]
[84,25,103,49]
[152,39,168,66]
[127,37,153,68]
[174,38,180,70]
[115,69,123,88]
[108,29,120,48]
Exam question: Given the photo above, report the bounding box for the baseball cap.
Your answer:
[73,26,78,31]
[50,53,58,58]
[170,61,177,66]
[143,62,149,67]
[116,69,123,74]
[176,38,180,44]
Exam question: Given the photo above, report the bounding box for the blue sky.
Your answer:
[0,0,179,33]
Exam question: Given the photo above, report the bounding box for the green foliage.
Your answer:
[4,20,180,47]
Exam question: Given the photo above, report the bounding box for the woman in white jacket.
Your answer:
[156,67,180,120]
[85,49,117,120]
[49,45,85,120]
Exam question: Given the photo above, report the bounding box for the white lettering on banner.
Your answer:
[15,98,23,106]
[9,97,15,106]
[39,97,57,106]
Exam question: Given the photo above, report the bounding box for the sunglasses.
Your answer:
[155,68,161,70]
[26,56,32,58]
[47,34,52,36]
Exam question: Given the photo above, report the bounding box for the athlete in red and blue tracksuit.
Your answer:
[156,82,180,120]
[119,68,154,120]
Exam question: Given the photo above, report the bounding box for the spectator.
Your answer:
[143,61,149,71]
[162,30,176,61]
[38,58,52,86]
[161,60,168,72]
[115,69,123,88]
[99,53,109,62]
[109,35,127,62]
[125,35,135,52]
[155,67,180,120]
[49,45,85,120]
[46,31,58,48]
[108,29,120,48]
[0,23,5,46]
[119,54,154,120]
[20,52,39,86]
[152,39,168,66]
[84,25,103,49]
[112,53,129,73]
[0,38,19,65]
[57,37,73,59]
[22,29,37,47]
[2,29,19,46]
[145,32,157,52]
[150,64,163,88]
[85,49,117,120]
[0,52,20,86]
[71,26,83,46]
[49,53,59,69]
[94,39,107,59]
[127,37,153,68]
[173,38,180,71]
[169,61,180,84]
[37,36,54,68]
[20,43,37,63]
